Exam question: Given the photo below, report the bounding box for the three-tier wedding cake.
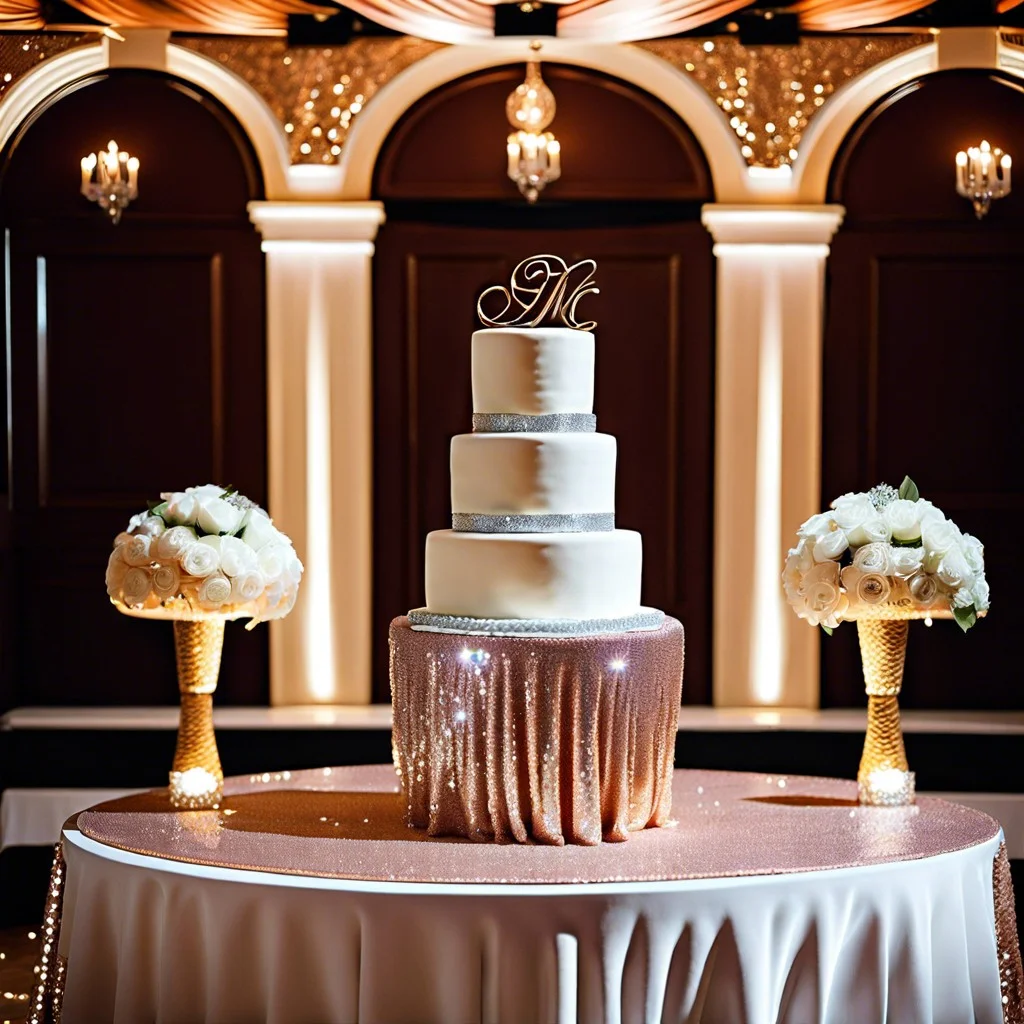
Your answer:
[390,256,684,845]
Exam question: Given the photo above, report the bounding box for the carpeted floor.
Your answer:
[0,927,37,1023]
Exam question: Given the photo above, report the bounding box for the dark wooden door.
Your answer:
[823,71,1024,709]
[1,71,267,708]
[373,219,714,703]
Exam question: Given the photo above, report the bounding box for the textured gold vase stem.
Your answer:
[171,619,225,808]
[857,618,914,805]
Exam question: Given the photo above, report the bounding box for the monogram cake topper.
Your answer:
[477,255,599,331]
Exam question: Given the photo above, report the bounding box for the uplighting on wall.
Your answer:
[505,61,561,203]
[80,140,139,224]
[955,140,1011,219]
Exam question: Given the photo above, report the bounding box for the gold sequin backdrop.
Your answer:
[1,31,927,168]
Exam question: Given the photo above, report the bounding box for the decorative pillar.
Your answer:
[248,201,385,704]
[701,205,844,708]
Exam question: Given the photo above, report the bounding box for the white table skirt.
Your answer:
[58,826,1008,1024]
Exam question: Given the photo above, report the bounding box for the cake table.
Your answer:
[38,765,1022,1024]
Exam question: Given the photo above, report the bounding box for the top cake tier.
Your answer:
[472,327,594,416]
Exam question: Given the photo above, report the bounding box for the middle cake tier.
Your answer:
[451,431,616,517]
[425,529,642,619]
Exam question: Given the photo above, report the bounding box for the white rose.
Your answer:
[831,493,878,545]
[163,492,199,526]
[152,563,181,600]
[258,543,290,583]
[852,542,894,576]
[783,540,814,602]
[181,542,219,578]
[853,569,891,607]
[195,496,243,536]
[128,513,165,538]
[156,526,197,560]
[797,560,846,627]
[232,569,266,603]
[122,533,153,567]
[843,569,892,606]
[121,566,152,606]
[798,512,834,539]
[812,527,848,562]
[198,574,232,606]
[953,586,975,609]
[218,535,258,577]
[859,516,891,545]
[891,546,924,577]
[883,499,922,542]
[922,516,961,566]
[908,572,939,607]
[242,510,278,552]
[187,484,225,498]
[285,553,304,586]
[972,577,991,610]
[937,546,974,589]
[105,549,128,596]
[961,533,985,575]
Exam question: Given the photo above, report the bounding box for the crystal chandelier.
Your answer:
[505,62,561,203]
[80,140,139,224]
[955,140,1011,219]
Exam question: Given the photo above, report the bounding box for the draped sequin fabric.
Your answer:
[390,616,684,845]
[26,842,66,1024]
[994,841,1024,1023]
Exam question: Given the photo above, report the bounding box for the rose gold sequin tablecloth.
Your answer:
[51,766,1019,1024]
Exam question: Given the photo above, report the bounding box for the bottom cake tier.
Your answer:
[389,615,684,845]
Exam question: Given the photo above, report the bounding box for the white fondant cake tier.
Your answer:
[424,529,642,620]
[450,432,616,516]
[472,328,594,415]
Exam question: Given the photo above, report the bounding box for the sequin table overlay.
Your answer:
[390,616,684,845]
[61,768,1021,1023]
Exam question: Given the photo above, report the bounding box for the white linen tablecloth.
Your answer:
[50,766,1018,1024]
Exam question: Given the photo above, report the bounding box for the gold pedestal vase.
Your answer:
[856,617,914,806]
[169,618,226,809]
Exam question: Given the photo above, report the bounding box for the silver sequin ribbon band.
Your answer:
[408,607,665,637]
[452,512,614,533]
[472,413,596,433]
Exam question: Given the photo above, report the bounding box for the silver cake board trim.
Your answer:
[407,607,665,637]
[472,413,597,433]
[452,512,614,533]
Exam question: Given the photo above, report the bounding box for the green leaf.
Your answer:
[891,535,923,548]
[953,604,978,633]
[147,499,168,520]
[898,476,920,502]
[820,624,833,636]
[221,485,237,498]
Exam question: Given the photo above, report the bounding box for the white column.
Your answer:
[248,202,385,705]
[701,205,844,709]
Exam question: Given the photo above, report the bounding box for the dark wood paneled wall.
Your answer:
[1,71,267,708]
[824,71,1024,708]
[372,65,715,704]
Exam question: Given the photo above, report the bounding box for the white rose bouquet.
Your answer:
[106,484,303,625]
[783,477,988,634]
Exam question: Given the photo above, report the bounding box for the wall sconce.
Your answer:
[81,140,139,224]
[955,140,1011,219]
[505,62,561,203]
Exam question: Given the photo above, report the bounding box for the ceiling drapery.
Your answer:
[0,0,947,38]
[790,0,933,32]
[0,0,43,29]
[0,0,330,34]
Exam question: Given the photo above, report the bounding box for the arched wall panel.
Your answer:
[823,70,1024,708]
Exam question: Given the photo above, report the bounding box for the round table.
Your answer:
[42,766,1022,1023]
